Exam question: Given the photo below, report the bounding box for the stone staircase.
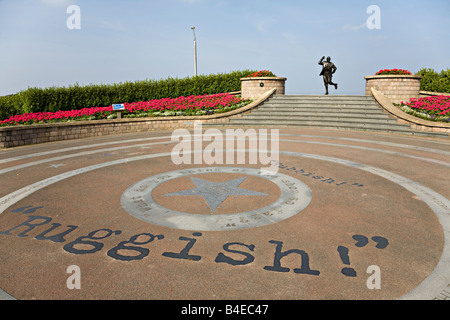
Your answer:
[204,95,449,138]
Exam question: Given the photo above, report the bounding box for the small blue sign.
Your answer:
[113,104,125,111]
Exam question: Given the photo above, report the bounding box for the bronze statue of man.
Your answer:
[319,56,338,95]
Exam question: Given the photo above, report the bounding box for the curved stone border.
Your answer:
[371,88,450,137]
[1,148,449,299]
[0,89,276,149]
[420,90,450,97]
[120,167,312,231]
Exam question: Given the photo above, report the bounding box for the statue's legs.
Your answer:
[323,78,330,95]
[323,75,337,94]
[329,77,338,89]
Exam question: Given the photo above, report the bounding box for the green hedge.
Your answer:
[0,94,22,121]
[416,68,450,93]
[0,70,255,120]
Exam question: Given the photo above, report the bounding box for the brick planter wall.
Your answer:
[365,75,423,104]
[0,119,221,148]
[241,77,286,100]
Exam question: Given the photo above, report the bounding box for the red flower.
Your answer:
[247,70,277,78]
[375,68,412,76]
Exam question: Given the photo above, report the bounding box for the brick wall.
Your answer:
[365,75,423,104]
[241,77,286,100]
[0,116,242,149]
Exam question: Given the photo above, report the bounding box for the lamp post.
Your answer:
[191,26,197,77]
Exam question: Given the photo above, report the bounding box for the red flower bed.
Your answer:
[126,93,242,113]
[400,95,450,122]
[246,70,277,78]
[375,69,413,75]
[0,93,247,127]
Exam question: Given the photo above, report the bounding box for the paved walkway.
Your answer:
[0,127,449,300]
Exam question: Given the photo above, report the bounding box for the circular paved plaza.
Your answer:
[0,127,449,300]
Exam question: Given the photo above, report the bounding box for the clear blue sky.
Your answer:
[0,0,449,96]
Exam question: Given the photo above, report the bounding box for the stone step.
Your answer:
[270,97,375,103]
[239,115,398,124]
[228,118,408,128]
[271,94,373,100]
[252,111,390,117]
[255,104,382,113]
[266,99,378,106]
[201,94,449,139]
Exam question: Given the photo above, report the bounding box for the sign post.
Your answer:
[112,104,125,119]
